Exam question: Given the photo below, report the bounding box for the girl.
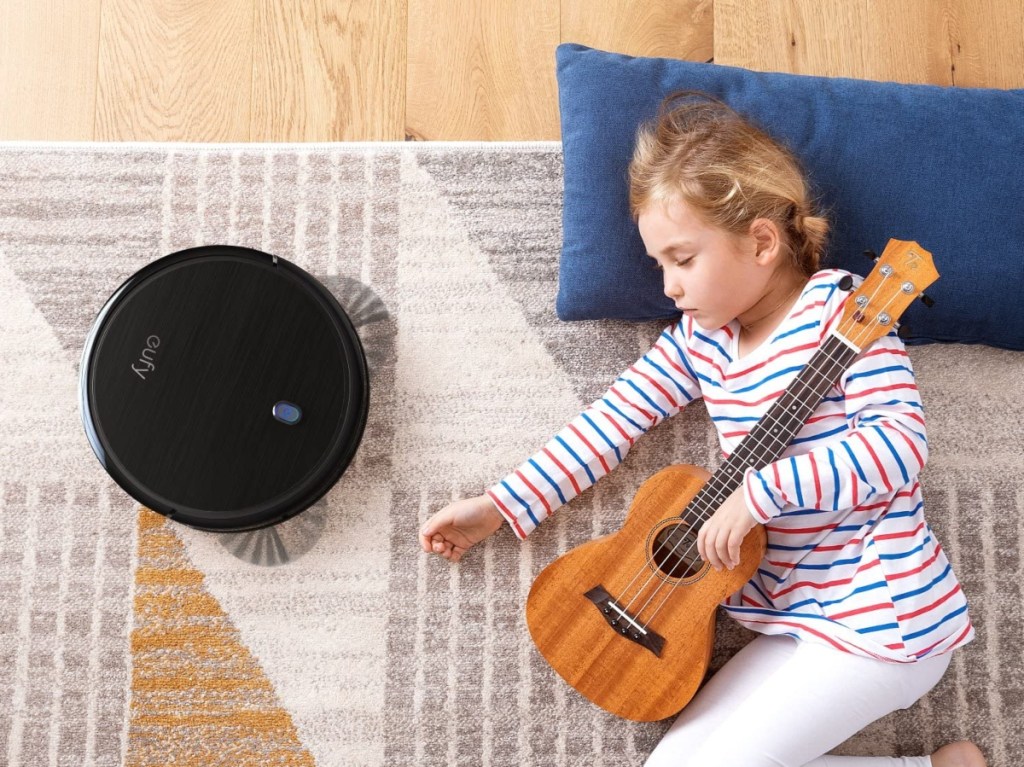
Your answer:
[418,92,985,767]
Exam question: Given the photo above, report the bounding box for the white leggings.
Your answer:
[644,633,952,767]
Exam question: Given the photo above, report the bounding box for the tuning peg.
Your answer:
[920,293,936,308]
[863,249,878,262]
[838,275,854,291]
[897,322,911,339]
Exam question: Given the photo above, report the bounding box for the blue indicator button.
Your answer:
[272,401,303,425]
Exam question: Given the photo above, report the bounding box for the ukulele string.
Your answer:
[614,329,860,622]
[632,284,905,631]
[614,280,902,627]
[612,326,860,619]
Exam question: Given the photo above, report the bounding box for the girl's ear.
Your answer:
[749,217,783,265]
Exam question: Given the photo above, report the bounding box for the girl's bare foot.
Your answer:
[930,741,986,767]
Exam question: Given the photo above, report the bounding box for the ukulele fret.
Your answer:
[680,332,860,524]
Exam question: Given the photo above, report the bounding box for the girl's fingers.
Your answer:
[729,533,742,568]
[701,526,717,569]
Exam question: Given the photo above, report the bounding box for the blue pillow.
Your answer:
[555,43,1024,351]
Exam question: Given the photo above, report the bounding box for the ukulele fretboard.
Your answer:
[682,331,861,524]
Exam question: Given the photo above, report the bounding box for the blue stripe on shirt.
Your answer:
[581,411,621,463]
[602,398,646,434]
[619,377,669,419]
[789,456,804,507]
[528,457,567,506]
[871,424,910,483]
[643,355,696,402]
[730,364,805,394]
[876,535,932,560]
[827,448,841,510]
[774,320,819,343]
[554,435,597,485]
[902,604,968,641]
[501,479,540,527]
[693,330,732,362]
[840,440,869,485]
[891,564,952,602]
[662,329,703,386]
[791,423,848,446]
[845,365,913,383]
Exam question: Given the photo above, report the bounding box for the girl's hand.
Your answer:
[696,485,761,571]
[419,494,506,563]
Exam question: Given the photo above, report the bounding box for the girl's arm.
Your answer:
[486,320,703,539]
[742,331,927,522]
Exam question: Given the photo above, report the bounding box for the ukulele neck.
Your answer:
[684,331,861,520]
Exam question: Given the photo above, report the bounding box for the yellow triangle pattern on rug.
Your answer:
[129,509,315,767]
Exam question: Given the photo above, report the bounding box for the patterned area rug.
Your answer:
[0,142,1020,766]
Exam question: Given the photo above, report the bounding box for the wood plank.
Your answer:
[561,0,713,63]
[0,1,102,140]
[250,0,406,142]
[95,0,253,141]
[714,0,1024,88]
[406,0,560,140]
[941,0,1024,88]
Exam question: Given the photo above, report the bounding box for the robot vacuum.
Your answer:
[79,244,370,535]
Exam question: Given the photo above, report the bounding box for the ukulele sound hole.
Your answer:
[651,522,703,580]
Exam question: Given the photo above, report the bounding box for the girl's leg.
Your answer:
[644,632,952,767]
[644,633,802,767]
[809,758,929,767]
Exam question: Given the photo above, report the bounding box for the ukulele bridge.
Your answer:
[584,585,665,657]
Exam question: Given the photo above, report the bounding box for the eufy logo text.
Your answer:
[132,335,161,380]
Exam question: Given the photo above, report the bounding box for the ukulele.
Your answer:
[525,239,939,721]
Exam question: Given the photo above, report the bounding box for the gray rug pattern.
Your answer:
[0,143,1020,766]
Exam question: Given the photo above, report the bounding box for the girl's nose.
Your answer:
[663,279,682,301]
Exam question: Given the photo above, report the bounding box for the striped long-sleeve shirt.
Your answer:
[486,268,974,664]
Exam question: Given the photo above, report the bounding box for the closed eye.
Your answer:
[651,257,694,270]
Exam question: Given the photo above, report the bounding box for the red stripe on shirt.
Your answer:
[914,619,973,658]
[809,450,822,507]
[705,387,787,408]
[688,347,727,379]
[882,547,942,581]
[845,383,919,400]
[628,365,680,410]
[725,340,819,380]
[828,601,895,621]
[567,423,611,474]
[486,489,527,539]
[897,583,963,621]
[874,520,926,542]
[893,427,925,468]
[610,384,656,424]
[542,446,581,495]
[768,558,882,598]
[652,343,689,380]
[741,617,861,655]
[600,410,635,447]
[789,299,826,322]
[515,469,552,516]
[852,430,893,493]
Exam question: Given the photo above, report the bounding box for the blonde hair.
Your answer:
[628,91,831,276]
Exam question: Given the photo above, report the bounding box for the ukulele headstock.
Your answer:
[837,239,939,351]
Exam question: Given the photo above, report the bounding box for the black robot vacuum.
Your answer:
[79,245,370,535]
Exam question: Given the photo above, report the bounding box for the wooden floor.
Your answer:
[1,0,1021,142]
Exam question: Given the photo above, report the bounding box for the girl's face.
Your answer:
[637,197,781,331]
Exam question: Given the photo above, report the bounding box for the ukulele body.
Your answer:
[525,463,767,722]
